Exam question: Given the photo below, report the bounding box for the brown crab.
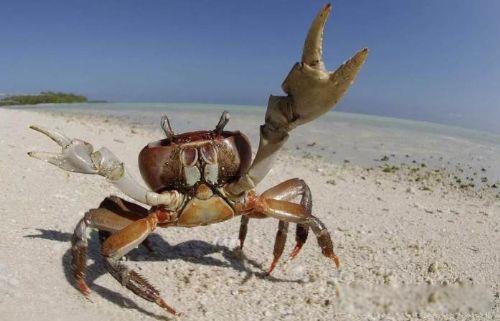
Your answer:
[28,4,367,316]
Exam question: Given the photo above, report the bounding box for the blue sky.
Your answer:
[1,1,499,133]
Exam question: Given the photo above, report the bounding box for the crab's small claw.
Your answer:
[28,125,99,174]
[28,125,184,209]
[28,125,129,178]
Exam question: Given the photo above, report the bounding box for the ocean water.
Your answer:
[9,102,500,186]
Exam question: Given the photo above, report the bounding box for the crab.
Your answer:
[28,4,367,316]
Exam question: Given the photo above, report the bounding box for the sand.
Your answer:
[0,108,498,321]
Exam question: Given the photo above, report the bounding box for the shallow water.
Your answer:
[7,102,500,186]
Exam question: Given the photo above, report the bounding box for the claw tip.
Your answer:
[352,47,369,64]
[76,279,91,296]
[358,47,369,57]
[319,3,332,19]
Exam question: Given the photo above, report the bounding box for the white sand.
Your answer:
[0,108,498,320]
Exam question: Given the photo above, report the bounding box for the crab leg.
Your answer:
[238,179,312,273]
[101,208,179,316]
[71,196,151,295]
[238,215,250,249]
[261,178,312,263]
[226,4,368,195]
[252,196,339,269]
[268,220,289,275]
[291,224,309,260]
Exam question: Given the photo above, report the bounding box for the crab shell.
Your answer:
[138,130,252,226]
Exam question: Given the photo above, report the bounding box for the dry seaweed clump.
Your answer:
[375,161,498,199]
[381,164,400,173]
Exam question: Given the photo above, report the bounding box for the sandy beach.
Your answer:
[0,107,498,321]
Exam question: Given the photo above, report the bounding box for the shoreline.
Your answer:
[0,107,498,320]
[5,104,499,192]
[3,102,500,139]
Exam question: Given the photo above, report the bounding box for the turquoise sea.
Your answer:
[8,102,500,186]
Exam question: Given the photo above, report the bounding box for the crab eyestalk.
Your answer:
[215,111,231,134]
[160,115,175,139]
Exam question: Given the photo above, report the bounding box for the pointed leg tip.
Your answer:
[157,298,180,316]
[76,279,91,296]
[266,260,279,276]
[288,243,304,261]
[332,256,340,269]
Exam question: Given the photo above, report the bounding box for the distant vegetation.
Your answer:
[0,91,87,106]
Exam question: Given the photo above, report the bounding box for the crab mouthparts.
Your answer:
[195,183,214,200]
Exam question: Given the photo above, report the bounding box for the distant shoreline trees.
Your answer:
[0,91,88,106]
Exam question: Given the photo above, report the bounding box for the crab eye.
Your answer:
[180,147,198,167]
[200,144,217,164]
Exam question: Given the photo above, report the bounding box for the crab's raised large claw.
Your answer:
[274,3,368,130]
[289,4,368,126]
[225,4,368,196]
[283,47,368,127]
[28,125,184,209]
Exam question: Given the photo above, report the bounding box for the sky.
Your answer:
[1,0,499,133]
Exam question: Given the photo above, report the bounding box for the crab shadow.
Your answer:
[26,228,305,318]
